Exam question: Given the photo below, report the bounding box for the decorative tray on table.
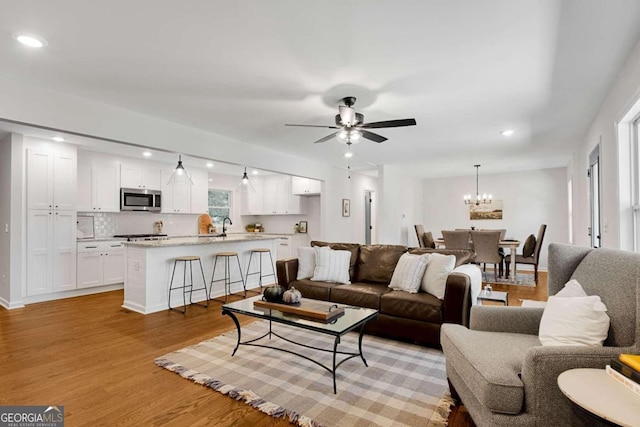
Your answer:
[253,299,345,321]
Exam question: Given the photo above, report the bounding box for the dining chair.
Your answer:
[414,224,426,247]
[504,224,547,283]
[442,230,471,250]
[470,230,503,280]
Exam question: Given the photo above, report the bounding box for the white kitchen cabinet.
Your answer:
[189,168,209,214]
[121,164,161,190]
[262,176,301,215]
[275,236,291,260]
[240,178,263,215]
[77,241,124,289]
[27,147,77,211]
[161,169,191,213]
[291,177,321,196]
[26,209,77,296]
[77,161,121,212]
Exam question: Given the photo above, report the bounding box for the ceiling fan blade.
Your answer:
[285,124,340,129]
[313,132,339,144]
[361,130,388,143]
[359,118,417,129]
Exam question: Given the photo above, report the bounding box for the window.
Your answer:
[208,189,231,223]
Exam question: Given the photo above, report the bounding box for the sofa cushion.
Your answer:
[288,279,339,301]
[409,248,476,267]
[380,290,442,323]
[355,244,407,283]
[330,282,392,309]
[311,241,360,281]
[421,253,456,299]
[441,324,541,414]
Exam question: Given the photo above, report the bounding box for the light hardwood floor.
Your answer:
[1,272,548,426]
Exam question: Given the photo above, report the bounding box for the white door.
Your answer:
[26,210,53,296]
[53,151,77,210]
[77,251,103,288]
[53,210,77,291]
[27,149,54,210]
[589,145,602,248]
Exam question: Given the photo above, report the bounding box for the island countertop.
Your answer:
[123,234,279,248]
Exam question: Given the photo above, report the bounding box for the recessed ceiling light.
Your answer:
[52,136,65,142]
[208,178,213,182]
[13,33,47,48]
[344,151,354,158]
[142,151,152,157]
[206,162,214,168]
[501,129,515,137]
[252,170,259,175]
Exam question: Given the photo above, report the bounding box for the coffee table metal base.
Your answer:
[223,309,370,394]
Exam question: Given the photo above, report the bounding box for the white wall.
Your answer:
[378,165,424,246]
[421,167,568,269]
[322,168,378,244]
[569,35,640,250]
[0,134,13,307]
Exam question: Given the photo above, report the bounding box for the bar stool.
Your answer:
[210,251,246,302]
[245,248,276,292]
[168,255,209,313]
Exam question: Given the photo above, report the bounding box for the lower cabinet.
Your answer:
[77,241,125,288]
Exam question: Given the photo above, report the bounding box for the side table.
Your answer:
[557,368,640,427]
[477,289,508,306]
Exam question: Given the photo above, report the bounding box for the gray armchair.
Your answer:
[441,243,640,427]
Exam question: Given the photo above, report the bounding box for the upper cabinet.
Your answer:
[121,163,161,190]
[239,178,263,215]
[27,147,77,211]
[161,167,208,214]
[291,177,321,196]
[246,175,302,215]
[77,160,121,213]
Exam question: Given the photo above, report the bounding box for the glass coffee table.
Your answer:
[222,295,378,394]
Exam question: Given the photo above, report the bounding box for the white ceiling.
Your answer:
[1,1,640,178]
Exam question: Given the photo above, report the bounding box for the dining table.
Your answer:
[435,238,521,283]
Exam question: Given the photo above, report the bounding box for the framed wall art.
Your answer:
[342,199,351,217]
[298,221,308,233]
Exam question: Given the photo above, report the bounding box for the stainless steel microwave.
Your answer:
[120,188,162,212]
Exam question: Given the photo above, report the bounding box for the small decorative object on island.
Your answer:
[262,285,285,303]
[282,287,302,304]
[246,223,255,232]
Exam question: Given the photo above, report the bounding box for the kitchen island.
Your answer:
[122,235,279,314]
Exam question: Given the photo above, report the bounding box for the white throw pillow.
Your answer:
[389,253,430,293]
[421,253,456,299]
[311,247,351,284]
[555,279,588,298]
[296,247,316,280]
[539,295,610,346]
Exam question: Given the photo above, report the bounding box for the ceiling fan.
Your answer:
[285,96,416,144]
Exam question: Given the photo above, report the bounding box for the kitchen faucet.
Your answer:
[221,217,232,237]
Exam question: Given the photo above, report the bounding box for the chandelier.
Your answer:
[464,164,492,205]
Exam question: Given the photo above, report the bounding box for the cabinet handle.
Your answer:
[86,246,98,249]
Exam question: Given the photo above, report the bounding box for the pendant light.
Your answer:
[463,164,492,205]
[167,155,194,186]
[236,167,256,193]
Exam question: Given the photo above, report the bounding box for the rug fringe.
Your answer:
[154,357,323,427]
[426,391,455,427]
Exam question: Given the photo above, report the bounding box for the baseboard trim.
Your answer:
[0,296,26,310]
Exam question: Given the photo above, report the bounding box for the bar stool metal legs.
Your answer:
[245,248,276,292]
[168,256,209,313]
[210,252,246,302]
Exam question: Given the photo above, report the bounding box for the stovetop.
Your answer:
[113,233,168,242]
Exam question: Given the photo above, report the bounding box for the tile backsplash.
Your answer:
[79,212,203,238]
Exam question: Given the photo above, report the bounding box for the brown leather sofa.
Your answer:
[276,241,476,346]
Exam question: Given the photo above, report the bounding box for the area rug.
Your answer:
[482,271,536,286]
[156,320,452,427]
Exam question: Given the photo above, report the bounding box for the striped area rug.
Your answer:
[156,320,452,427]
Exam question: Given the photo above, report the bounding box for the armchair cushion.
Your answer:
[539,295,609,346]
[441,324,541,414]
